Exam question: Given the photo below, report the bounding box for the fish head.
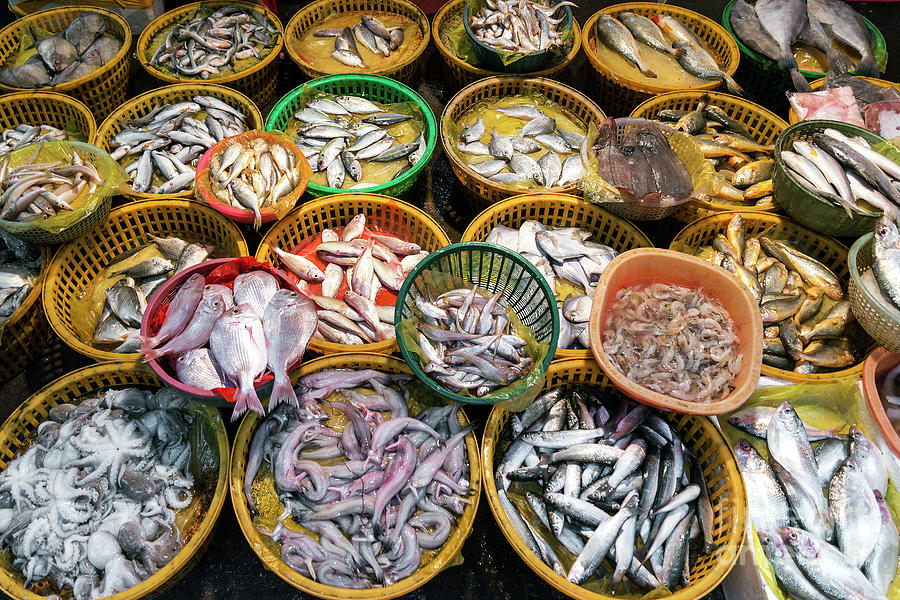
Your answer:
[733,438,765,470]
[773,401,803,433]
[778,526,819,558]
[875,215,900,250]
[756,531,787,559]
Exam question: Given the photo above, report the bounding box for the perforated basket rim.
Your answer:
[0,91,97,142]
[848,232,900,349]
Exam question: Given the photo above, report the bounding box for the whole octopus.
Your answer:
[245,368,473,589]
[0,387,197,599]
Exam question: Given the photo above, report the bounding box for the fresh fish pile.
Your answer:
[485,221,618,350]
[693,214,858,374]
[245,369,473,589]
[289,94,425,190]
[871,214,900,311]
[602,283,741,403]
[148,5,280,79]
[0,230,41,325]
[732,401,897,599]
[0,145,100,222]
[879,362,900,426]
[92,237,216,354]
[313,15,408,68]
[412,285,533,397]
[110,96,250,196]
[495,386,716,592]
[468,0,576,53]
[0,387,198,598]
[780,127,900,219]
[207,137,301,229]
[0,12,121,88]
[0,125,67,156]
[144,268,316,419]
[268,213,427,345]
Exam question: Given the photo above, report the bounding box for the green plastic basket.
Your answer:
[394,242,560,405]
[265,74,437,199]
[774,120,895,237]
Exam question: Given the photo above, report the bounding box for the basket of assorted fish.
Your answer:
[42,199,249,364]
[774,119,900,237]
[848,220,900,353]
[483,358,747,600]
[95,84,265,202]
[672,211,870,383]
[0,237,50,384]
[395,241,559,405]
[433,0,582,93]
[284,0,430,84]
[862,348,900,457]
[231,352,481,598]
[266,74,436,198]
[460,193,652,359]
[0,91,96,147]
[0,7,131,119]
[0,361,229,600]
[441,76,603,211]
[137,1,284,109]
[630,91,788,221]
[788,74,900,133]
[583,3,741,117]
[256,194,449,355]
[722,379,900,600]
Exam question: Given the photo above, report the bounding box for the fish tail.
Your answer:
[253,208,262,231]
[854,54,880,78]
[723,73,744,95]
[231,379,264,421]
[826,50,854,75]
[789,69,811,93]
[640,66,658,78]
[269,369,299,408]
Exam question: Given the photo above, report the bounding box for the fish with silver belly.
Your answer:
[313,15,410,68]
[0,125,68,156]
[0,229,41,325]
[469,0,577,53]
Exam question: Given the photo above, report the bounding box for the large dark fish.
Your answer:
[64,12,106,54]
[620,131,656,197]
[730,0,809,89]
[635,127,692,197]
[808,0,879,77]
[750,0,811,91]
[594,118,632,190]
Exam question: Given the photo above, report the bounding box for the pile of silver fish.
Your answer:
[0,125,67,156]
[496,386,716,592]
[732,401,896,599]
[458,103,584,188]
[468,0,576,53]
[485,221,618,350]
[0,12,121,88]
[0,387,198,598]
[413,285,532,396]
[729,0,877,92]
[245,369,473,588]
[144,268,316,419]
[313,15,406,68]
[0,145,100,222]
[111,96,250,196]
[291,94,425,190]
[0,229,41,325]
[870,214,900,313]
[148,5,280,79]
[92,236,216,353]
[208,137,301,229]
[595,12,742,93]
[780,127,900,218]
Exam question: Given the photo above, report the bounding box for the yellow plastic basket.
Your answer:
[284,0,430,85]
[583,3,741,117]
[460,192,653,359]
[256,193,451,355]
[482,358,746,600]
[136,1,284,110]
[671,211,866,383]
[0,361,229,600]
[43,199,249,364]
[10,0,153,14]
[0,6,131,119]
[230,352,482,600]
[95,83,264,201]
[787,76,900,125]
[0,244,51,384]
[0,90,96,144]
[441,76,606,212]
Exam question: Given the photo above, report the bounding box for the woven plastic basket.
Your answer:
[43,199,249,364]
[0,244,50,384]
[136,1,284,110]
[266,74,437,198]
[95,83,264,201]
[0,361,229,600]
[230,352,482,600]
[441,77,605,212]
[583,3,740,117]
[284,0,430,85]
[10,0,153,13]
[0,91,96,144]
[849,233,900,353]
[787,76,900,125]
[0,6,131,119]
[482,358,747,600]
[671,211,866,383]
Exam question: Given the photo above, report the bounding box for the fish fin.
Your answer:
[789,69,811,93]
[723,73,744,95]
[253,208,262,231]
[270,370,299,408]
[854,54,880,78]
[640,66,658,78]
[825,51,854,75]
[231,380,264,421]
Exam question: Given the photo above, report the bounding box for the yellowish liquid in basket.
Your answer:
[589,36,712,88]
[793,41,862,73]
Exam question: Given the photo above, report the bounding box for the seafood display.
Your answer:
[871,214,900,311]
[452,95,585,189]
[0,387,203,598]
[468,0,575,54]
[110,96,251,196]
[731,400,897,598]
[146,5,281,79]
[0,229,41,324]
[484,221,618,350]
[244,368,474,588]
[0,12,121,88]
[286,94,425,190]
[880,361,900,427]
[311,15,411,69]
[602,283,741,403]
[495,385,716,592]
[0,125,68,156]
[789,74,900,134]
